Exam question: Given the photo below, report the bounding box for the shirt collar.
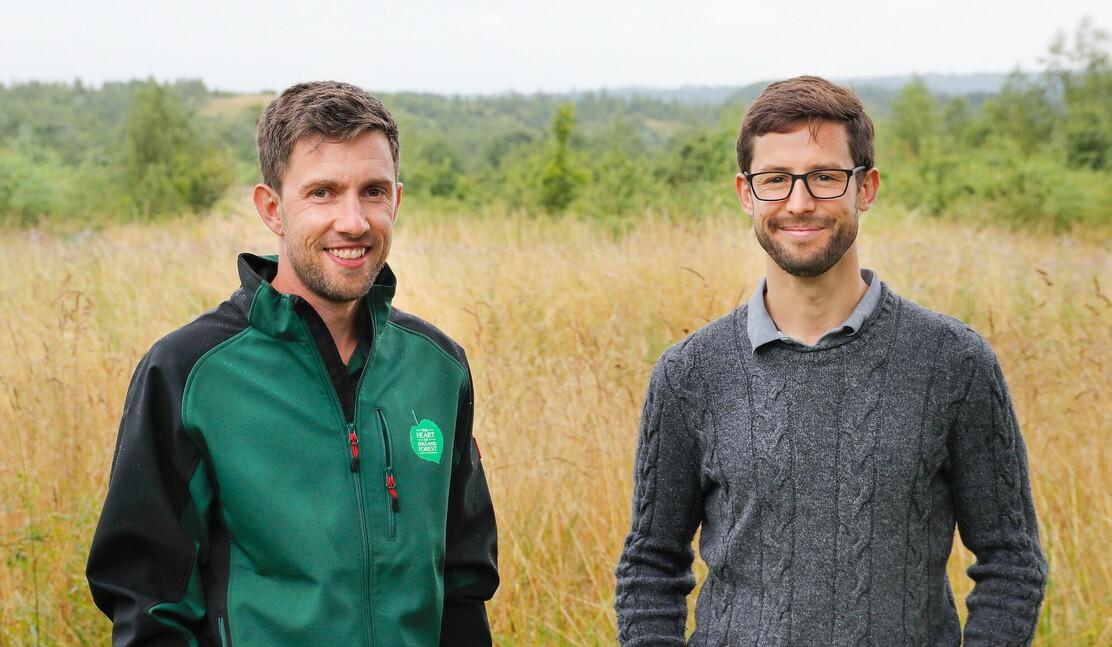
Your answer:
[746,268,881,353]
[345,340,370,378]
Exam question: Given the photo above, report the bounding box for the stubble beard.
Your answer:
[284,237,387,304]
[754,208,859,278]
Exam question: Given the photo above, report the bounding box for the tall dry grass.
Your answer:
[0,206,1108,645]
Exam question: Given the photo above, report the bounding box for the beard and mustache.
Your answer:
[753,209,859,278]
[283,237,389,304]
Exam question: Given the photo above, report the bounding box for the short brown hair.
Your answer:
[736,75,874,173]
[256,81,400,191]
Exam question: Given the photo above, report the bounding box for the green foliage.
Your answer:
[977,71,1057,155]
[1045,19,1112,170]
[121,83,234,217]
[882,136,969,216]
[942,96,973,142]
[403,138,466,200]
[212,103,266,183]
[538,104,587,213]
[1063,103,1111,170]
[890,78,942,157]
[0,79,236,225]
[664,123,737,185]
[876,18,1112,230]
[0,148,67,226]
[578,118,656,219]
[1,18,1110,230]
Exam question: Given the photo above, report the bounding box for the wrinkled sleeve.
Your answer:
[615,356,703,646]
[440,362,499,647]
[86,350,213,646]
[949,340,1047,646]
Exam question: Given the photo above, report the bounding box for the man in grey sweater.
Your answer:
[614,76,1047,646]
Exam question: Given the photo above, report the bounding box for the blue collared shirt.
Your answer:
[746,269,882,352]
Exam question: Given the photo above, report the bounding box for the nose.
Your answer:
[334,193,370,237]
[785,176,816,215]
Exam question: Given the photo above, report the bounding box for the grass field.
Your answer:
[0,204,1109,645]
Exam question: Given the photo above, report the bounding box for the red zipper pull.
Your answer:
[348,424,360,472]
[385,471,399,512]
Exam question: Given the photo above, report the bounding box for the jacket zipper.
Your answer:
[294,310,374,647]
[350,366,374,647]
[348,422,361,472]
[376,409,399,541]
[217,615,230,647]
[347,429,373,647]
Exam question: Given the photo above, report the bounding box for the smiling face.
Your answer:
[254,129,402,304]
[736,120,878,278]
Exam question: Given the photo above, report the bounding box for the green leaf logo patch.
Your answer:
[409,413,444,464]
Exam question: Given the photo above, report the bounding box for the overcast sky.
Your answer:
[3,0,1110,95]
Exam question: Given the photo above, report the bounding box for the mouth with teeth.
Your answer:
[325,246,370,266]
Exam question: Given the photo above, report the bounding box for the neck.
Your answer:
[271,268,362,364]
[763,245,868,346]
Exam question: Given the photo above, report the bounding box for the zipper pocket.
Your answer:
[376,408,399,541]
[217,615,230,647]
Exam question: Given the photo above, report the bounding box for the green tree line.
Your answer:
[0,80,236,225]
[880,19,1112,228]
[1,20,1108,229]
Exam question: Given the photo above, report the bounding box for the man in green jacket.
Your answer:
[87,81,499,646]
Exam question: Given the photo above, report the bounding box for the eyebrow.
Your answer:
[298,178,342,192]
[297,176,395,192]
[751,163,850,173]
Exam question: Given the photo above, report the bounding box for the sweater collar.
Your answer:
[235,253,396,342]
[746,268,882,353]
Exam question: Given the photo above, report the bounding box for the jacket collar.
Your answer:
[234,253,396,342]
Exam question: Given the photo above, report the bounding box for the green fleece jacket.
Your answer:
[87,253,499,646]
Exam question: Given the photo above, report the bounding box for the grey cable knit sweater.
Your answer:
[615,283,1047,646]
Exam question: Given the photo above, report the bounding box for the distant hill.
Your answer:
[569,84,757,105]
[564,72,1011,106]
[841,72,1011,95]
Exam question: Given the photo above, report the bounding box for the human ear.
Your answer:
[253,184,283,236]
[392,182,403,224]
[735,173,754,217]
[856,168,880,212]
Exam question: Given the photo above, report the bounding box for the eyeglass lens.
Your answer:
[750,170,851,200]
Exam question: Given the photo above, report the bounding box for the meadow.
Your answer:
[0,203,1109,645]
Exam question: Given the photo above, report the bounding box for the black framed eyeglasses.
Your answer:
[743,165,866,201]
